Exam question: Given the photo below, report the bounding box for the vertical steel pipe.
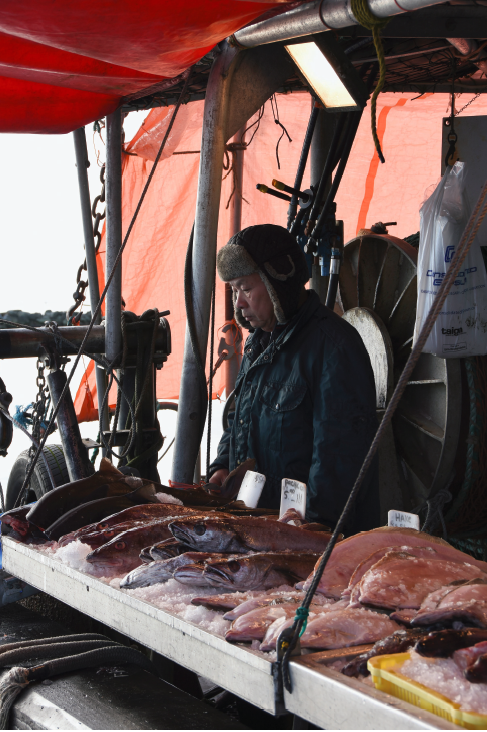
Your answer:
[105,110,123,367]
[47,369,94,481]
[72,127,110,448]
[310,108,335,303]
[224,127,246,397]
[172,43,239,484]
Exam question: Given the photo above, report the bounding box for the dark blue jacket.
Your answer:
[210,290,380,536]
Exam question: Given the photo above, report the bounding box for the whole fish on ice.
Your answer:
[354,550,486,610]
[170,516,333,554]
[86,514,233,572]
[261,606,400,652]
[412,579,487,627]
[299,527,487,599]
[174,552,319,591]
[121,552,224,588]
[415,628,487,658]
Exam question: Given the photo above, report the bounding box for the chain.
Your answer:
[20,358,51,504]
[455,93,481,117]
[66,163,106,325]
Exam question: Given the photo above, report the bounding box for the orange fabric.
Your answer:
[356,97,408,234]
[0,1,295,133]
[75,90,487,421]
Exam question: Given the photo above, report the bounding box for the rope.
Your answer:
[280,169,487,694]
[12,67,194,502]
[350,0,389,163]
[421,482,453,540]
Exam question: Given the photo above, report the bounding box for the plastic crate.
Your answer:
[368,652,487,729]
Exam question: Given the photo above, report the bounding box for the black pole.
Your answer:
[287,103,320,229]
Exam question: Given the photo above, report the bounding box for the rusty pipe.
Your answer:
[447,38,487,75]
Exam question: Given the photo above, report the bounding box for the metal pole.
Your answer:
[47,369,94,481]
[233,0,448,46]
[172,43,239,484]
[72,127,110,451]
[310,107,335,304]
[105,110,123,367]
[224,127,246,397]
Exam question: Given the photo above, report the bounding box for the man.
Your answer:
[208,224,379,536]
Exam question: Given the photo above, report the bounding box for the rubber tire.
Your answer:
[5,444,69,510]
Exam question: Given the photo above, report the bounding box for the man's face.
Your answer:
[230,273,276,332]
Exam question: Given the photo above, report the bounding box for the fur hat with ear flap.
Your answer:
[216,224,309,330]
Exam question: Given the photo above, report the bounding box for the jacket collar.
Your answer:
[244,290,322,364]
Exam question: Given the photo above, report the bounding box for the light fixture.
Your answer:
[285,34,368,112]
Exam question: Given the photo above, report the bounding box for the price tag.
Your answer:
[388,510,420,530]
[237,471,266,508]
[280,478,307,519]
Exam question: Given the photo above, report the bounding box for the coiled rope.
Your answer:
[350,0,389,163]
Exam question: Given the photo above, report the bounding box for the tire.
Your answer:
[5,444,69,510]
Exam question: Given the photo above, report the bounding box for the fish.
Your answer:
[46,494,146,541]
[139,546,154,564]
[26,458,154,531]
[174,552,319,591]
[223,593,308,621]
[412,580,487,628]
[86,513,234,573]
[58,503,201,546]
[464,653,487,683]
[191,592,258,611]
[344,545,458,605]
[297,607,400,651]
[225,604,300,643]
[299,527,487,599]
[169,516,333,554]
[148,538,192,561]
[0,507,35,537]
[77,520,167,548]
[454,641,487,670]
[355,551,486,611]
[416,629,487,659]
[120,552,222,589]
[342,629,432,677]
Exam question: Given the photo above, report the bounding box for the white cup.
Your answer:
[237,470,266,508]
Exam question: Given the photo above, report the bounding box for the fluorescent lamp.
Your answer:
[284,35,368,112]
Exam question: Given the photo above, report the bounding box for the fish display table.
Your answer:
[2,537,459,730]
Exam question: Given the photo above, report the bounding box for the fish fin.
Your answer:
[131,483,157,503]
[99,457,124,476]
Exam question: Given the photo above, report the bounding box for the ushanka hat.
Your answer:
[216,224,309,329]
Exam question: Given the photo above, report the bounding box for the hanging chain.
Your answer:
[66,163,106,325]
[20,359,51,503]
[455,93,481,117]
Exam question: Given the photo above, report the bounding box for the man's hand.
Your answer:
[208,468,229,494]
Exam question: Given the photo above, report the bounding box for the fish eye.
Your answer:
[194,524,206,536]
[227,560,240,573]
[105,530,115,538]
[115,541,126,550]
[99,522,108,529]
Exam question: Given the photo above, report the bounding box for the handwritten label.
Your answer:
[388,510,420,530]
[237,471,266,509]
[280,478,307,519]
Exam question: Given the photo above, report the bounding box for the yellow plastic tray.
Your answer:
[368,652,487,730]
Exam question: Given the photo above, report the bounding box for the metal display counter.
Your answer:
[3,537,460,730]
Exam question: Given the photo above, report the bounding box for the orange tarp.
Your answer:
[75,90,487,421]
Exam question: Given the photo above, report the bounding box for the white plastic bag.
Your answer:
[414,161,487,357]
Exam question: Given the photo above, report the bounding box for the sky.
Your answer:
[0,112,224,497]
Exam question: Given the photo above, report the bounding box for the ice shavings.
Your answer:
[401,650,487,714]
[32,540,123,582]
[155,493,183,505]
[124,579,232,635]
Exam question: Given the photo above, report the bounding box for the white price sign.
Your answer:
[237,470,266,508]
[388,510,420,530]
[280,478,307,519]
